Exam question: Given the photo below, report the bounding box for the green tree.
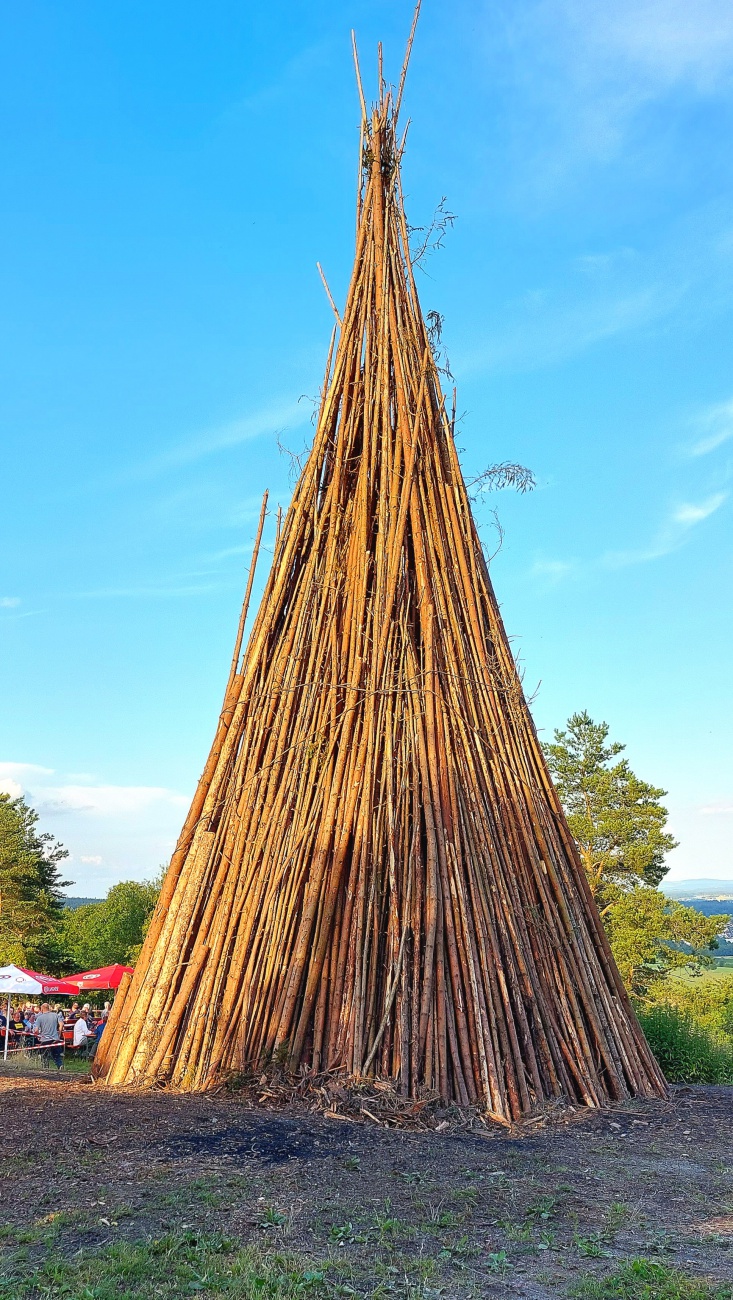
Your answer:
[543,710,678,910]
[544,712,727,997]
[0,793,72,972]
[64,877,160,970]
[606,887,728,996]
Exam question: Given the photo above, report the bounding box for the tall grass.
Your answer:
[638,1005,733,1084]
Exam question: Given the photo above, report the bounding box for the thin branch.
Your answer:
[228,491,268,682]
[351,30,367,122]
[395,0,422,121]
[408,196,457,269]
[316,262,342,326]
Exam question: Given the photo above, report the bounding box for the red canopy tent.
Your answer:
[62,964,133,991]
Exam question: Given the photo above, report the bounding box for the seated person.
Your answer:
[87,1012,108,1061]
[73,1012,95,1053]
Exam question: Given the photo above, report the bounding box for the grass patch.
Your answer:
[570,1257,733,1299]
[0,1050,91,1076]
[0,1231,330,1299]
[638,1005,733,1084]
[668,966,733,985]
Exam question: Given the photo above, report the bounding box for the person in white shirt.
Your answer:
[73,1014,95,1051]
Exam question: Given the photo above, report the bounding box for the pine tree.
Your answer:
[0,794,72,972]
[543,711,678,911]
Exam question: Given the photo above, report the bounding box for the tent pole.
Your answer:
[3,993,10,1062]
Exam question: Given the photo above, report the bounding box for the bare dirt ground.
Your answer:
[0,1071,731,1297]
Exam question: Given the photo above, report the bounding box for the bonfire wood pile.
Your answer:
[96,23,667,1120]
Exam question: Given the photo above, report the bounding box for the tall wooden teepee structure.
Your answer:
[96,20,667,1119]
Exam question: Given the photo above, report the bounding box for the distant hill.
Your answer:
[676,898,733,919]
[61,896,104,910]
[664,879,733,900]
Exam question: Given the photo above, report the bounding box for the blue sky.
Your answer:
[1,0,731,893]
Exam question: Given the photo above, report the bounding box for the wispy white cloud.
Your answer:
[530,558,576,585]
[215,42,327,123]
[0,597,20,608]
[688,397,733,457]
[125,400,305,485]
[36,785,187,818]
[458,203,733,376]
[72,582,223,601]
[159,402,303,469]
[459,277,676,375]
[0,761,54,779]
[576,0,733,92]
[0,760,189,893]
[206,543,254,562]
[603,491,728,567]
[528,489,728,583]
[0,761,54,800]
[489,0,733,191]
[71,400,307,510]
[673,496,727,526]
[700,801,733,815]
[0,762,186,819]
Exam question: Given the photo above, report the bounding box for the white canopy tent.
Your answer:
[0,965,79,1061]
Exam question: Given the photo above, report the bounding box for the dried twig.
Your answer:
[408,197,456,269]
[466,462,536,499]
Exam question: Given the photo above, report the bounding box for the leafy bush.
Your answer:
[652,973,733,1040]
[638,1004,733,1084]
